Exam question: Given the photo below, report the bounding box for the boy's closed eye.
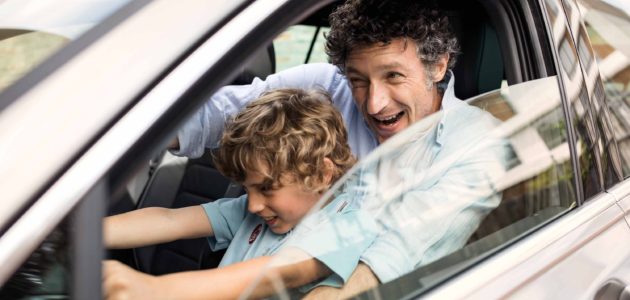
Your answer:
[244,183,275,196]
[258,184,274,196]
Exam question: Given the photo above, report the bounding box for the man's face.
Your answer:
[243,170,320,234]
[345,38,447,143]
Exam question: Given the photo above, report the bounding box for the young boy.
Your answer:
[103,89,377,299]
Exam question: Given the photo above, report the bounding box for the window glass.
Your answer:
[236,3,577,297]
[577,0,630,178]
[238,73,576,297]
[273,25,329,71]
[561,0,623,190]
[0,0,132,95]
[559,38,578,76]
[549,4,603,197]
[253,75,577,298]
[0,217,72,299]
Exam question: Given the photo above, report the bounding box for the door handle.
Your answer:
[595,279,630,300]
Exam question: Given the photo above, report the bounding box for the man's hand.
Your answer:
[103,260,162,300]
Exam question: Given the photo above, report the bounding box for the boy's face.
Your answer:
[345,38,448,143]
[243,170,320,234]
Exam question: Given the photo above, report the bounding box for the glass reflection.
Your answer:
[266,76,577,298]
[545,0,604,198]
[577,0,630,178]
[559,37,579,76]
[562,0,623,187]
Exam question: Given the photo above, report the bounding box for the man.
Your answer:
[173,0,507,297]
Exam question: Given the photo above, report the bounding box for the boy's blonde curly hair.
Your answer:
[213,88,356,193]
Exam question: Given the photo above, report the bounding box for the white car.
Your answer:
[0,0,629,299]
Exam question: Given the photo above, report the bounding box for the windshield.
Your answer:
[0,0,132,94]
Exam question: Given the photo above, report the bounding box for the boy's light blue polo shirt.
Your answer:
[201,194,378,289]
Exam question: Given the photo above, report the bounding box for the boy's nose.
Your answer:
[247,194,265,214]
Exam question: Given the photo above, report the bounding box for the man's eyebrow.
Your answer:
[346,62,407,76]
[345,66,363,76]
[378,62,406,70]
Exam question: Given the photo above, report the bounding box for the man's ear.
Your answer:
[432,54,449,82]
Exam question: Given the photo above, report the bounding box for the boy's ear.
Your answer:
[322,157,335,187]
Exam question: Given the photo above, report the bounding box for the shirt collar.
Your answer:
[440,70,460,110]
[436,70,461,145]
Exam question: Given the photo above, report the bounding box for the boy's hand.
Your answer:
[103,260,162,300]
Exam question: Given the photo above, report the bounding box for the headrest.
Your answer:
[232,44,275,85]
[449,9,504,99]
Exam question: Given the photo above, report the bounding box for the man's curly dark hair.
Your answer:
[326,0,459,82]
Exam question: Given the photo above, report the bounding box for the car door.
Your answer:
[0,0,335,298]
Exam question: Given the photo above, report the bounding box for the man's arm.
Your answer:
[356,110,509,282]
[104,206,212,249]
[169,137,179,151]
[103,251,331,300]
[174,63,344,158]
[303,262,379,300]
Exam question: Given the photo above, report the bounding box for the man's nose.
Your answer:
[247,194,265,214]
[367,82,388,115]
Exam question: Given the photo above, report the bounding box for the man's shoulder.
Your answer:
[437,101,503,156]
[445,100,501,130]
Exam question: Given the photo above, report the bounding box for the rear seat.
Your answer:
[134,45,275,275]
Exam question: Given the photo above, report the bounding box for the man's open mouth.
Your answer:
[373,111,405,126]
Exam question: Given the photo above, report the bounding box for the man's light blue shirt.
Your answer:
[335,75,509,282]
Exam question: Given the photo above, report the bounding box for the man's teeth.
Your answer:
[375,112,404,125]
[379,115,399,121]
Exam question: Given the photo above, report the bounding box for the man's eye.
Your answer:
[387,72,403,79]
